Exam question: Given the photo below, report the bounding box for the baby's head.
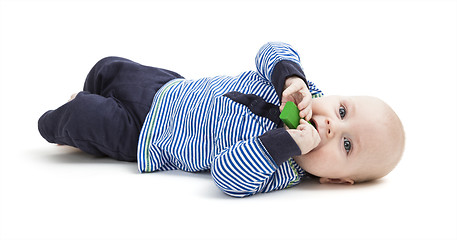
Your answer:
[295,96,405,184]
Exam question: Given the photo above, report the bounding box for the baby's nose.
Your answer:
[325,118,334,139]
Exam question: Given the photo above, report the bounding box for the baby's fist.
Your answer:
[287,120,321,155]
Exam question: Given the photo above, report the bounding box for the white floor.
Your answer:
[1,1,456,240]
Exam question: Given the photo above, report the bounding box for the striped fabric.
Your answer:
[137,42,323,197]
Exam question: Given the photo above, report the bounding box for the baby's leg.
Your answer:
[81,56,183,128]
[83,56,183,98]
[38,91,139,161]
[38,56,183,161]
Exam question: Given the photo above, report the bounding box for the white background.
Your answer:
[1,0,456,240]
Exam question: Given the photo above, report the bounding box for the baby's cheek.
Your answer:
[310,146,338,168]
[303,148,325,172]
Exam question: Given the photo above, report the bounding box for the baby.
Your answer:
[38,42,405,197]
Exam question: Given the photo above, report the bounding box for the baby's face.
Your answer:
[296,96,398,183]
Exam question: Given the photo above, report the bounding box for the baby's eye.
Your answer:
[344,138,352,154]
[339,105,347,119]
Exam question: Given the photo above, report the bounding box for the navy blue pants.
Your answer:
[38,57,183,161]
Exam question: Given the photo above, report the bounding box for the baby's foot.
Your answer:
[68,93,78,102]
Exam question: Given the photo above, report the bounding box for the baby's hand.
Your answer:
[281,77,312,121]
[287,119,321,155]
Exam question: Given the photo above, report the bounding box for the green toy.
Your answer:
[279,101,311,129]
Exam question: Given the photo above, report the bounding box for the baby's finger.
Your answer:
[301,105,313,121]
[296,119,307,131]
[282,83,302,99]
[305,110,313,122]
[300,104,312,120]
[297,91,311,110]
[298,119,314,131]
[299,107,308,119]
[305,110,313,121]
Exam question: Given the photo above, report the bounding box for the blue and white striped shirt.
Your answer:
[137,42,323,197]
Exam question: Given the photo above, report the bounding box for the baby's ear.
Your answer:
[319,177,354,185]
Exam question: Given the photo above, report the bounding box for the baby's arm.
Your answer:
[255,42,312,120]
[211,134,301,197]
[255,42,308,101]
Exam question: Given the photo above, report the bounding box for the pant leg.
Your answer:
[83,56,184,127]
[38,57,184,161]
[38,91,139,161]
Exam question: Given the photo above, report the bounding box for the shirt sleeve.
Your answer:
[255,42,308,100]
[308,80,324,98]
[211,136,302,198]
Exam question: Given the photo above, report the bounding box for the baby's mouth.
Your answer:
[309,118,318,131]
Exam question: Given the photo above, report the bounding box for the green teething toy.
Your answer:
[279,101,311,129]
